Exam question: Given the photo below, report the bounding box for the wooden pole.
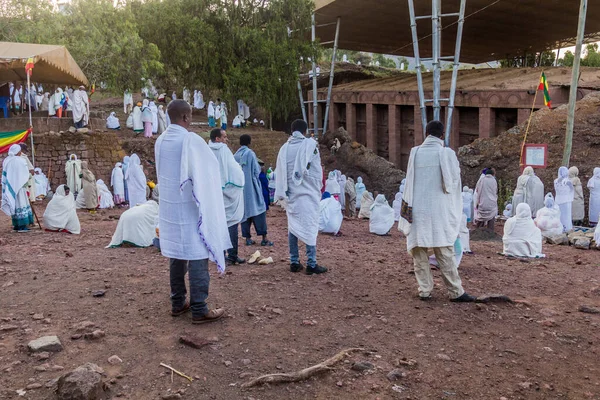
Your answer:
[563,0,588,167]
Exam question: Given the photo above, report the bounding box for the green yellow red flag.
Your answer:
[25,57,34,77]
[0,129,31,154]
[538,72,551,108]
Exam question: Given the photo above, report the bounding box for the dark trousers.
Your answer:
[169,258,209,318]
[227,224,239,260]
[75,119,85,129]
[241,212,267,238]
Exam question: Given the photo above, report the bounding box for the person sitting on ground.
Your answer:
[569,166,585,226]
[358,191,375,219]
[393,184,403,222]
[325,171,341,201]
[503,203,544,258]
[534,193,563,239]
[97,179,115,209]
[106,112,120,130]
[33,167,50,199]
[554,166,574,233]
[370,194,395,235]
[512,166,545,217]
[234,134,272,247]
[502,204,513,219]
[43,185,80,234]
[474,168,498,230]
[319,192,343,236]
[106,200,159,248]
[355,176,366,211]
[80,161,98,213]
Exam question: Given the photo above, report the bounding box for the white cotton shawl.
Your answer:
[393,192,402,222]
[554,166,574,205]
[325,172,341,195]
[369,194,395,235]
[72,89,89,125]
[111,163,125,196]
[150,101,159,134]
[34,168,49,197]
[275,131,322,246]
[107,112,120,129]
[319,197,343,234]
[155,124,231,273]
[65,154,82,193]
[207,101,215,118]
[358,191,374,219]
[474,175,498,223]
[1,144,29,216]
[588,168,600,223]
[209,141,245,227]
[459,213,471,252]
[97,179,114,209]
[569,166,585,220]
[125,154,147,207]
[503,203,544,258]
[123,91,133,113]
[399,135,462,254]
[534,196,563,238]
[107,200,159,248]
[75,188,86,209]
[43,185,80,234]
[132,106,143,131]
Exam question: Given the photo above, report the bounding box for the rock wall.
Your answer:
[32,130,126,188]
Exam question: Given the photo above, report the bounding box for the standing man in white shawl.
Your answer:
[568,166,585,225]
[111,162,125,206]
[511,166,544,217]
[125,154,147,207]
[65,154,82,194]
[149,101,159,134]
[2,144,34,232]
[234,134,272,247]
[155,100,229,324]
[554,166,574,232]
[209,128,246,265]
[474,169,498,231]
[587,168,600,227]
[275,120,327,274]
[123,89,133,114]
[399,121,474,302]
[72,86,89,129]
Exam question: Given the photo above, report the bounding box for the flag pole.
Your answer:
[26,63,35,166]
[520,71,542,169]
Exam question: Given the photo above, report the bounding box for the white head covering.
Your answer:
[325,171,341,195]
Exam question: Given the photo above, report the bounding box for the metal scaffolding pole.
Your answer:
[297,80,307,122]
[563,0,588,166]
[444,0,467,147]
[431,0,441,121]
[407,0,428,140]
[322,17,341,135]
[311,13,319,137]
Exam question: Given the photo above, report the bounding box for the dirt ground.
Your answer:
[0,204,599,400]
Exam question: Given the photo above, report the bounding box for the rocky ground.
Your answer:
[0,204,599,400]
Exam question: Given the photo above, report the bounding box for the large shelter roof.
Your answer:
[0,42,88,86]
[315,0,600,64]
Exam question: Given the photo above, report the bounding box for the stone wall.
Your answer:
[32,130,126,188]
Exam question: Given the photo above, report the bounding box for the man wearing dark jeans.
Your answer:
[155,100,231,324]
[208,128,246,265]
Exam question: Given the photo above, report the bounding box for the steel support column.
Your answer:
[311,13,319,137]
[407,0,428,141]
[431,0,442,121]
[444,0,466,147]
[322,17,341,134]
[297,80,307,122]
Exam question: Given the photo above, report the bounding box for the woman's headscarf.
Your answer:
[568,166,581,186]
[506,203,533,235]
[463,186,469,193]
[556,166,570,185]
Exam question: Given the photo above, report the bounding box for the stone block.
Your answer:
[28,335,63,353]
[56,363,108,400]
[574,237,591,250]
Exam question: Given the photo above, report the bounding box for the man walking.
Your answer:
[399,120,474,301]
[209,128,246,265]
[155,100,230,324]
[234,134,273,246]
[275,120,327,275]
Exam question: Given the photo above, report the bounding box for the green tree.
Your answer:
[500,51,556,68]
[372,54,396,68]
[559,50,575,67]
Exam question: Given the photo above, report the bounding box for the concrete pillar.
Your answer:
[518,108,531,126]
[414,107,424,145]
[388,105,400,165]
[450,107,460,150]
[329,103,339,133]
[346,103,356,140]
[479,107,494,139]
[366,103,377,151]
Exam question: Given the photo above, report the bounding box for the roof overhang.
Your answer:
[315,0,600,64]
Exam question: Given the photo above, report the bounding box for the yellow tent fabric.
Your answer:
[0,42,88,86]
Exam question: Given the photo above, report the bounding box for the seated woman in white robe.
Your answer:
[43,185,80,234]
[503,203,544,258]
[106,200,159,248]
[534,194,563,238]
[502,203,513,218]
[369,194,395,235]
[358,191,374,219]
[96,179,115,209]
[34,167,50,199]
[106,112,120,130]
[75,189,86,209]
[319,192,343,235]
[325,171,341,201]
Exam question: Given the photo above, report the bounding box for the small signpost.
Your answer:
[521,144,548,170]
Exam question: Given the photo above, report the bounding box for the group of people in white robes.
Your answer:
[193,90,205,109]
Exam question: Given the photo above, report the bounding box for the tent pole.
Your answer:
[311,13,319,138]
[26,73,35,166]
[323,17,341,135]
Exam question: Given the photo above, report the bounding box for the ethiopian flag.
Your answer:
[538,72,552,108]
[0,129,31,154]
[25,57,34,76]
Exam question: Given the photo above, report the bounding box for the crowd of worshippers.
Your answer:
[1,82,91,129]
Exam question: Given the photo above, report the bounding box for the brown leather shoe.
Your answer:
[192,308,225,325]
[171,301,190,317]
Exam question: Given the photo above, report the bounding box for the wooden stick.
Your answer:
[30,202,43,230]
[160,363,193,382]
[241,348,363,388]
